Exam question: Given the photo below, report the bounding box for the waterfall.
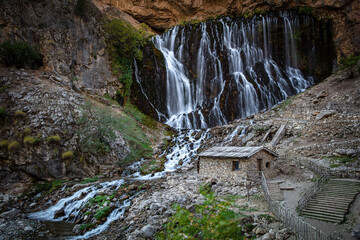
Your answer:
[136,12,321,129]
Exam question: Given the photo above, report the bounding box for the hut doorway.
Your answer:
[257,158,262,171]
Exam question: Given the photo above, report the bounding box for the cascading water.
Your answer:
[28,180,132,239]
[133,12,334,129]
[127,129,209,180]
[28,129,209,238]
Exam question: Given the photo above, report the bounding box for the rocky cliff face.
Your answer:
[0,67,130,196]
[0,0,120,96]
[101,0,360,59]
[133,12,336,128]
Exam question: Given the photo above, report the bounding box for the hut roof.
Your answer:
[198,146,278,159]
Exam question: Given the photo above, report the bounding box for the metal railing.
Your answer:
[248,171,343,240]
[298,173,330,212]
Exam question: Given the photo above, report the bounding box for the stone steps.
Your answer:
[268,182,284,201]
[301,179,360,223]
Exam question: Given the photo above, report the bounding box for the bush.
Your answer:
[81,176,99,184]
[339,55,360,69]
[0,85,8,93]
[74,0,88,17]
[62,151,74,159]
[32,179,65,194]
[0,107,6,118]
[8,141,20,151]
[0,40,42,69]
[77,102,116,154]
[94,206,111,220]
[104,20,151,99]
[0,140,9,148]
[157,187,245,239]
[47,135,61,143]
[24,127,31,136]
[124,103,157,129]
[79,222,95,231]
[14,110,26,118]
[23,136,36,145]
[77,102,153,165]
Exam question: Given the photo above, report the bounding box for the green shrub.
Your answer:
[62,151,74,159]
[81,176,99,184]
[339,55,360,69]
[94,206,111,220]
[77,102,116,154]
[0,85,8,93]
[0,40,42,69]
[32,179,65,194]
[77,102,153,165]
[14,110,26,118]
[298,7,315,16]
[8,141,20,151]
[79,222,95,231]
[47,135,61,143]
[23,136,36,145]
[24,127,31,136]
[0,107,5,118]
[124,103,157,129]
[74,0,88,17]
[104,19,151,99]
[157,187,244,239]
[0,140,9,148]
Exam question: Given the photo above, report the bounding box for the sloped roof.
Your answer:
[198,146,278,159]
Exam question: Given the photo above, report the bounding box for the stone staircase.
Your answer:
[268,181,284,201]
[301,179,360,223]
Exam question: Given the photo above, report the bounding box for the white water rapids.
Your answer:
[28,129,209,239]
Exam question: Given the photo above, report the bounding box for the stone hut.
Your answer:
[198,146,278,183]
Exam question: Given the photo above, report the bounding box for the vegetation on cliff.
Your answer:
[77,101,154,166]
[0,40,42,69]
[104,20,152,102]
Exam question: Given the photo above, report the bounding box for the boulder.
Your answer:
[270,125,286,147]
[262,233,272,240]
[140,224,156,238]
[352,220,360,239]
[0,209,20,219]
[315,110,336,120]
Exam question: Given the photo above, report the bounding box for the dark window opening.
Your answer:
[266,162,270,168]
[232,161,239,171]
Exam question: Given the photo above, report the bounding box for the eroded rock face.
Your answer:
[102,0,360,58]
[0,67,130,196]
[0,0,119,96]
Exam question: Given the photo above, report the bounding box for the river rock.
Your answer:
[255,226,266,235]
[0,209,19,219]
[24,226,34,231]
[269,229,276,239]
[140,224,155,238]
[275,232,283,240]
[54,209,65,219]
[270,125,286,147]
[262,233,272,240]
[352,220,360,238]
[315,110,336,120]
[73,224,82,234]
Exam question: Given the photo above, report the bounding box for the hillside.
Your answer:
[0,0,359,239]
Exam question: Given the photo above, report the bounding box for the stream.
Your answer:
[27,129,209,239]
